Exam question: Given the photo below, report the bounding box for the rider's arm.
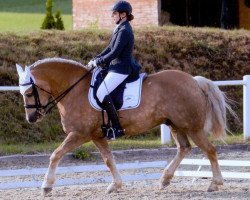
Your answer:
[96,29,129,65]
[96,45,111,58]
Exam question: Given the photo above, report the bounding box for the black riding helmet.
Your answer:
[112,1,134,23]
[112,1,132,15]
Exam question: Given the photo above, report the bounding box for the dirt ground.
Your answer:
[0,145,249,200]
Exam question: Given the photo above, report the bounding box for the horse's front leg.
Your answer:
[93,138,122,193]
[41,131,90,196]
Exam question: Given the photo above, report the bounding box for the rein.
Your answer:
[20,67,95,115]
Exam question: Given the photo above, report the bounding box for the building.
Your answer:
[72,0,159,29]
[72,0,250,30]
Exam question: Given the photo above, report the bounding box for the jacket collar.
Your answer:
[113,20,128,34]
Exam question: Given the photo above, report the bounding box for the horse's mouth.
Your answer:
[27,111,43,123]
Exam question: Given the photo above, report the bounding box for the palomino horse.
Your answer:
[16,58,232,196]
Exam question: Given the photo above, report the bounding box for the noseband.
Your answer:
[20,78,54,115]
[20,67,95,115]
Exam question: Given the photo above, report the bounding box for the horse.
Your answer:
[16,57,233,196]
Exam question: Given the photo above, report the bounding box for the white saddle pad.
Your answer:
[88,68,146,111]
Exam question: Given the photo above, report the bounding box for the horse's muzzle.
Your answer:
[27,111,42,123]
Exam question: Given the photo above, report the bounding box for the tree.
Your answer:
[55,10,65,30]
[41,0,55,29]
[41,0,65,30]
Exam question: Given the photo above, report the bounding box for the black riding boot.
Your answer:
[102,95,124,140]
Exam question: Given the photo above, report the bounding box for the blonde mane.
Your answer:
[29,57,87,69]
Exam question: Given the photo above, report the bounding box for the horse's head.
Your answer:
[16,64,51,123]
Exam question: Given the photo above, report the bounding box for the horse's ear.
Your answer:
[16,64,24,76]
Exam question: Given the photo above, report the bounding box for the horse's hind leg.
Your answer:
[159,128,191,189]
[41,131,90,196]
[188,130,223,192]
[93,138,122,193]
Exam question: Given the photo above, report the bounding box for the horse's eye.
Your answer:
[25,93,33,98]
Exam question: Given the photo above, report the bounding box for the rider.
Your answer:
[88,0,141,140]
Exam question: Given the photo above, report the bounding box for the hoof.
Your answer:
[215,179,224,186]
[159,180,170,190]
[207,178,223,192]
[106,182,122,194]
[42,187,53,196]
[207,183,219,192]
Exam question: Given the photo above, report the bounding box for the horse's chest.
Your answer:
[61,117,82,133]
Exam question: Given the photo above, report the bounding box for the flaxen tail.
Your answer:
[194,76,237,138]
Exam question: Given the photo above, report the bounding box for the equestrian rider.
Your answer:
[88,0,141,140]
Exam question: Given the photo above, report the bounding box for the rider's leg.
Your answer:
[102,95,124,139]
[97,72,128,103]
[97,72,128,140]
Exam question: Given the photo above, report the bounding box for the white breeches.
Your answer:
[97,72,128,103]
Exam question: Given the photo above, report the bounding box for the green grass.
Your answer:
[0,134,249,156]
[0,0,72,32]
[0,138,163,156]
[0,0,72,14]
[209,134,250,146]
[0,142,61,155]
[0,12,72,32]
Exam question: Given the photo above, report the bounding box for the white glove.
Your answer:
[87,59,97,69]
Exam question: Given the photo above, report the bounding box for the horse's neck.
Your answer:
[34,63,88,95]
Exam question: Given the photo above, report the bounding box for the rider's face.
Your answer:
[112,11,126,24]
[112,11,120,24]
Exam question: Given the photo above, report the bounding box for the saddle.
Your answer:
[88,67,147,111]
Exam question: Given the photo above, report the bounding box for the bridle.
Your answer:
[20,78,52,115]
[20,67,95,115]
